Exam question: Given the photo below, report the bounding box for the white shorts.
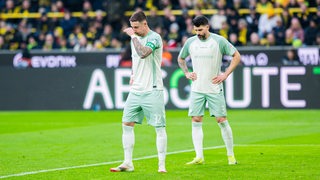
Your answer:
[188,89,227,117]
[122,90,166,127]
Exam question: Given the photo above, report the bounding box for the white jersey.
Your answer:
[179,33,236,93]
[131,30,163,93]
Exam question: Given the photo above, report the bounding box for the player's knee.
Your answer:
[216,117,227,123]
[123,122,135,126]
[192,116,202,122]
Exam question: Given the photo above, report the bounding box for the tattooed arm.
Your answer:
[131,37,153,59]
[123,27,152,59]
[178,57,189,74]
[178,57,197,81]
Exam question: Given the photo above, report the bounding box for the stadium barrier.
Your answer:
[0,7,317,19]
[0,65,319,110]
[0,46,319,68]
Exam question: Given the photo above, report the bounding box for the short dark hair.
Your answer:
[192,15,209,27]
[129,11,147,22]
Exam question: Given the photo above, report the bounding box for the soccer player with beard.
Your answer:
[178,15,241,165]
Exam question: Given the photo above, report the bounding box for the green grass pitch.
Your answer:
[0,110,319,179]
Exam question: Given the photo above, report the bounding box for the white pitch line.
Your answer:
[1,146,223,179]
[0,144,319,179]
[0,146,203,179]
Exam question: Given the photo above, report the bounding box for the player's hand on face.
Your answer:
[212,73,227,84]
[123,27,135,36]
[186,72,197,81]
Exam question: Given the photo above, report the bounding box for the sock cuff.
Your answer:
[122,124,134,132]
[192,122,203,127]
[155,127,166,134]
[218,120,229,128]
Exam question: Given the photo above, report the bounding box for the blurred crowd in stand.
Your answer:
[0,0,319,66]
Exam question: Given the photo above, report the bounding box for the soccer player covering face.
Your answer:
[110,11,167,173]
[178,15,241,165]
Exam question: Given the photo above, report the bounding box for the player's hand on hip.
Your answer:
[212,73,227,84]
[123,27,135,37]
[186,72,197,81]
[130,75,134,85]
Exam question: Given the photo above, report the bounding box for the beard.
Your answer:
[197,34,206,40]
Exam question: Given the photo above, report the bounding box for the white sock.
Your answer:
[192,122,203,159]
[122,125,134,165]
[218,120,234,156]
[156,127,167,167]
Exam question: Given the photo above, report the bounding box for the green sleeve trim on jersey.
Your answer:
[178,36,197,59]
[216,34,236,56]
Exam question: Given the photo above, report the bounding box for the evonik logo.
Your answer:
[13,53,77,68]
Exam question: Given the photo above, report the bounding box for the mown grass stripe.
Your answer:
[1,144,318,179]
